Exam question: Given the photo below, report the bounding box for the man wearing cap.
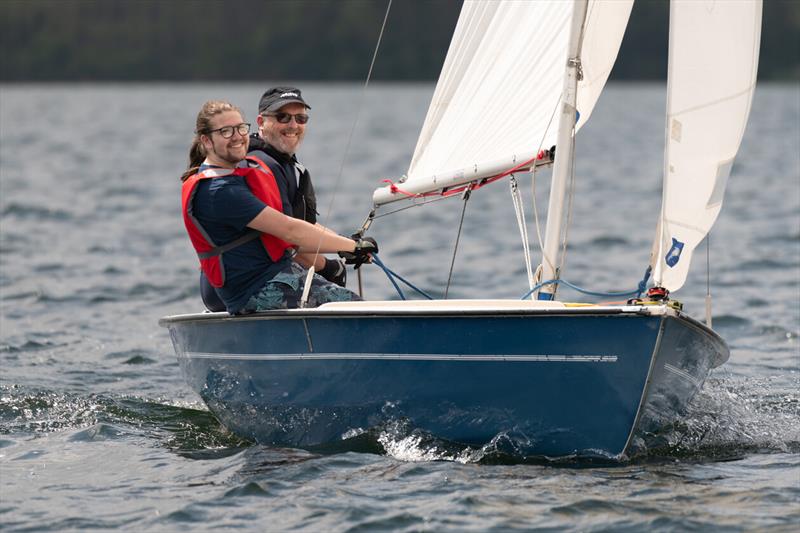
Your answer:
[250,87,346,284]
[200,87,347,312]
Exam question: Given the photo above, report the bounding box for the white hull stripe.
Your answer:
[664,363,703,388]
[184,352,618,362]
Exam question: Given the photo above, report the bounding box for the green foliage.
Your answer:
[0,0,797,81]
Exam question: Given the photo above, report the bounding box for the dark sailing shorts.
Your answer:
[240,262,360,312]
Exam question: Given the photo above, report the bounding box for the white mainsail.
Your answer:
[372,0,632,206]
[653,0,762,292]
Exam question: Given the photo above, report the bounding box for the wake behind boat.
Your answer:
[161,0,761,458]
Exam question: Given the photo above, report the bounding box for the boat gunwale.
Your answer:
[159,303,684,325]
[664,312,730,367]
[159,303,724,348]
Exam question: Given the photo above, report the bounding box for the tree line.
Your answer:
[1,0,797,82]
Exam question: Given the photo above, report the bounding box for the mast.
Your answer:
[537,0,589,301]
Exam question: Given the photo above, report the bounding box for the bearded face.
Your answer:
[257,102,308,156]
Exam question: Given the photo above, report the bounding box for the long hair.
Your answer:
[180,100,243,181]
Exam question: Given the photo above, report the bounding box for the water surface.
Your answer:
[1,82,798,531]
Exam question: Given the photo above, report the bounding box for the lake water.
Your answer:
[1,82,798,531]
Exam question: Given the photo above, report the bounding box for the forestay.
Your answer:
[653,0,762,291]
[372,0,632,206]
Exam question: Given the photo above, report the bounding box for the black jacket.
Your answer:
[248,134,318,224]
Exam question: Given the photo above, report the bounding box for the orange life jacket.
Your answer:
[181,157,293,288]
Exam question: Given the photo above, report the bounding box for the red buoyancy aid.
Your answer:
[181,157,293,288]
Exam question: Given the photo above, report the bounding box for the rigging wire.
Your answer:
[372,194,454,219]
[311,0,393,261]
[444,188,472,299]
[509,175,535,290]
[515,92,561,296]
[705,232,713,327]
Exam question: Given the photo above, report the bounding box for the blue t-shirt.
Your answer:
[192,164,292,313]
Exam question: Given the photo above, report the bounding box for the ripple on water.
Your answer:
[739,258,797,270]
[68,422,130,442]
[712,314,752,335]
[222,481,271,498]
[0,385,247,452]
[1,202,74,221]
[714,313,752,325]
[104,349,158,365]
[25,281,190,306]
[0,338,61,353]
[1,289,44,302]
[102,265,127,276]
[759,324,798,341]
[765,231,800,243]
[587,235,631,247]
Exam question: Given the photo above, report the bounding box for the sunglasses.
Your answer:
[265,112,310,125]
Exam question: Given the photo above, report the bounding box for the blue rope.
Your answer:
[636,265,652,298]
[370,253,652,303]
[370,254,435,300]
[520,266,652,301]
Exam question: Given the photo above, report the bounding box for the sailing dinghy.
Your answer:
[161,0,762,457]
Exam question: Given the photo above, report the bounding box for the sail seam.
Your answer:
[669,83,758,118]
[662,217,710,236]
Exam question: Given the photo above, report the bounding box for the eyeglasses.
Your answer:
[205,122,251,138]
[264,112,309,125]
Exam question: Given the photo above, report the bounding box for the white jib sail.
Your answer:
[653,0,762,292]
[372,0,632,206]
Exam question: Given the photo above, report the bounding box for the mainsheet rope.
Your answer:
[370,254,434,300]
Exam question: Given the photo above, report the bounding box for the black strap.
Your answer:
[197,230,261,259]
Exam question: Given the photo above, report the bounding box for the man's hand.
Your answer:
[318,257,347,287]
[339,237,378,269]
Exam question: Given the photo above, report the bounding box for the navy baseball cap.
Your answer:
[258,86,311,114]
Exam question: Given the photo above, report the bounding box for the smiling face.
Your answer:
[201,110,249,168]
[257,102,307,156]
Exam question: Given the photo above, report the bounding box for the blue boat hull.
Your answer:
[161,304,727,457]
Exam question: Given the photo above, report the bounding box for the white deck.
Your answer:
[160,299,676,325]
[317,299,670,315]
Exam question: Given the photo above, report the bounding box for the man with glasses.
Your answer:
[200,87,347,312]
[185,100,375,314]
